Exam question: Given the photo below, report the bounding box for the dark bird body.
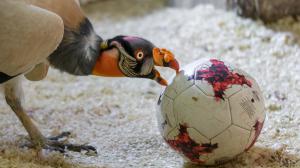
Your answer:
[49,18,102,75]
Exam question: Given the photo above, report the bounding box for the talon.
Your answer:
[63,143,97,154]
[21,132,97,156]
[48,131,71,141]
[45,145,65,153]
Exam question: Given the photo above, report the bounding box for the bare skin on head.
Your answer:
[92,48,124,77]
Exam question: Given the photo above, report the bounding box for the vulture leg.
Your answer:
[4,77,97,154]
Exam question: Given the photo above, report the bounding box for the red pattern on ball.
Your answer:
[194,59,252,100]
[166,124,218,164]
[245,120,264,151]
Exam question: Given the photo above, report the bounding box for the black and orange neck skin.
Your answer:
[92,48,125,77]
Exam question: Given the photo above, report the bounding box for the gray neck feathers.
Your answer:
[49,18,102,76]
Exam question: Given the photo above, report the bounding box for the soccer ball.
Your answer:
[157,58,265,165]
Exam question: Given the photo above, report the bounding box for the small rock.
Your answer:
[268,104,282,111]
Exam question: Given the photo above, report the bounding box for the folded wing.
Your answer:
[0,0,64,76]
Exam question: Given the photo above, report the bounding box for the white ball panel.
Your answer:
[174,85,231,139]
[162,95,176,127]
[229,86,265,130]
[195,80,215,97]
[157,94,176,136]
[210,125,251,164]
[223,84,243,98]
[165,126,180,140]
[246,128,257,151]
[243,73,266,121]
[164,70,194,99]
[187,128,210,144]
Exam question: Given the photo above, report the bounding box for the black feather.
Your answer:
[49,18,102,75]
[0,72,18,84]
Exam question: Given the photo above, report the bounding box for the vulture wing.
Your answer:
[0,0,64,77]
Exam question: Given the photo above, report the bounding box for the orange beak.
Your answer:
[153,48,180,73]
[152,48,180,86]
[153,69,168,86]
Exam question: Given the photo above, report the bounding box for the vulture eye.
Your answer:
[135,51,144,61]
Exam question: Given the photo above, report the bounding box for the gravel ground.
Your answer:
[1,1,300,168]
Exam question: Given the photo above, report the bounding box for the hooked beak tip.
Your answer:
[159,79,168,86]
[153,69,168,86]
[168,59,180,74]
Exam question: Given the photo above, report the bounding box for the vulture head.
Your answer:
[92,35,179,86]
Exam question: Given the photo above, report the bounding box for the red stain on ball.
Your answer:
[166,124,218,164]
[245,120,264,151]
[192,59,252,100]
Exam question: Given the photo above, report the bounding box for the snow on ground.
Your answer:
[1,1,300,167]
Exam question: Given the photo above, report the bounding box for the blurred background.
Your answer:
[80,0,226,12]
[1,0,300,168]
